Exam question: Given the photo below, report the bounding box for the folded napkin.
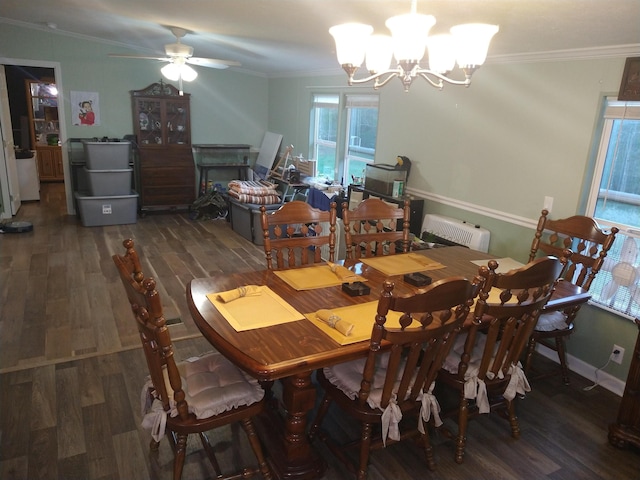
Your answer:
[216,285,262,303]
[316,309,354,336]
[327,262,359,283]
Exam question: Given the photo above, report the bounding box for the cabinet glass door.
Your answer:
[165,99,189,145]
[135,99,163,146]
[28,81,59,146]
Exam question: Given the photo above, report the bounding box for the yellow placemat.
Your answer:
[207,285,304,331]
[304,301,419,345]
[274,265,366,290]
[361,253,445,276]
[470,257,524,274]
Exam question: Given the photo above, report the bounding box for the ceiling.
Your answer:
[1,0,639,77]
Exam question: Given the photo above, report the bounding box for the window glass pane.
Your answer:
[594,118,640,228]
[311,94,339,178]
[344,95,378,185]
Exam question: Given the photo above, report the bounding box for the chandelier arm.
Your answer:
[345,66,403,86]
[416,69,471,87]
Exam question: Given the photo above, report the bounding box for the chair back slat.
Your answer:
[471,256,564,382]
[343,198,411,260]
[529,209,618,292]
[359,276,480,410]
[260,200,337,269]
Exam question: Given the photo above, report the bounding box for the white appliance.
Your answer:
[16,150,40,201]
[421,214,490,252]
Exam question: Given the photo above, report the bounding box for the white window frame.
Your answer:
[584,97,640,320]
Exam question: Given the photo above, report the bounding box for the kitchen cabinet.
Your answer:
[131,81,195,212]
[36,145,64,182]
[25,79,64,182]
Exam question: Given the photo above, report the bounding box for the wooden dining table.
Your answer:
[186,246,590,480]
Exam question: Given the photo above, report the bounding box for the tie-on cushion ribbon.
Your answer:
[316,309,354,336]
[216,285,262,303]
[417,381,443,433]
[381,397,402,447]
[503,362,530,401]
[141,398,169,442]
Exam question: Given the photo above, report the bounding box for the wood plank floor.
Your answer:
[1,183,638,479]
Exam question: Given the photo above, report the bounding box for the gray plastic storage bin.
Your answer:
[84,167,132,196]
[83,141,131,169]
[229,198,281,245]
[75,191,139,227]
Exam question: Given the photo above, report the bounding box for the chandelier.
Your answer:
[329,0,499,92]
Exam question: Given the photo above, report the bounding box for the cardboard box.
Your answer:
[75,191,138,227]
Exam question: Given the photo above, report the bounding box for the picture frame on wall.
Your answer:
[618,57,640,101]
[71,91,101,126]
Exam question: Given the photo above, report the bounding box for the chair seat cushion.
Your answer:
[167,352,265,419]
[534,311,569,332]
[322,353,393,411]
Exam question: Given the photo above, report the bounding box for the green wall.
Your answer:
[1,21,635,383]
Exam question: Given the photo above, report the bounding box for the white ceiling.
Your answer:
[1,0,639,77]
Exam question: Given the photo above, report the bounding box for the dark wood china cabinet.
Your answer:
[131,82,195,213]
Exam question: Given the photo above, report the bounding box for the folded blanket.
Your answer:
[228,180,278,196]
[227,190,281,205]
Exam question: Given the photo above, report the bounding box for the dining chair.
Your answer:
[260,200,337,269]
[524,209,619,384]
[342,197,411,260]
[112,239,272,480]
[308,276,480,479]
[437,256,564,464]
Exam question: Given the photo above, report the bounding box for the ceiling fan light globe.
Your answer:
[181,64,198,82]
[161,63,181,81]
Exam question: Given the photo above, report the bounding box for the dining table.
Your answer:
[186,246,590,480]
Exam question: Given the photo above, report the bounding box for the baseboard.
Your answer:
[536,344,625,396]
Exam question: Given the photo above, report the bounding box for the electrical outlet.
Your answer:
[611,344,625,364]
[543,196,553,212]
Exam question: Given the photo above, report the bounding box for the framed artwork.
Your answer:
[618,57,640,101]
[71,91,101,126]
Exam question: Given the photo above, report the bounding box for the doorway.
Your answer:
[0,59,71,218]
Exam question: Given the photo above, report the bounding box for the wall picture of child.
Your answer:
[71,91,100,126]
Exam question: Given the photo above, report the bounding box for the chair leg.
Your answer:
[240,417,273,480]
[455,394,469,464]
[198,431,222,477]
[173,433,188,480]
[506,400,521,439]
[308,393,332,442]
[419,420,436,471]
[555,336,570,385]
[357,422,373,480]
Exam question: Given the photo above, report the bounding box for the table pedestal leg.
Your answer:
[257,372,326,480]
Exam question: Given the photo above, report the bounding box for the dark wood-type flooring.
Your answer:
[0,183,638,479]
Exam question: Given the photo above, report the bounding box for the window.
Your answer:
[310,93,379,185]
[585,97,640,319]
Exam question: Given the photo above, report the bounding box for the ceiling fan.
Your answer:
[109,26,240,93]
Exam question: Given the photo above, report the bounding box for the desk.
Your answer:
[187,247,589,479]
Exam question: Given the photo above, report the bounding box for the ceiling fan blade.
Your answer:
[109,53,170,62]
[186,57,241,69]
